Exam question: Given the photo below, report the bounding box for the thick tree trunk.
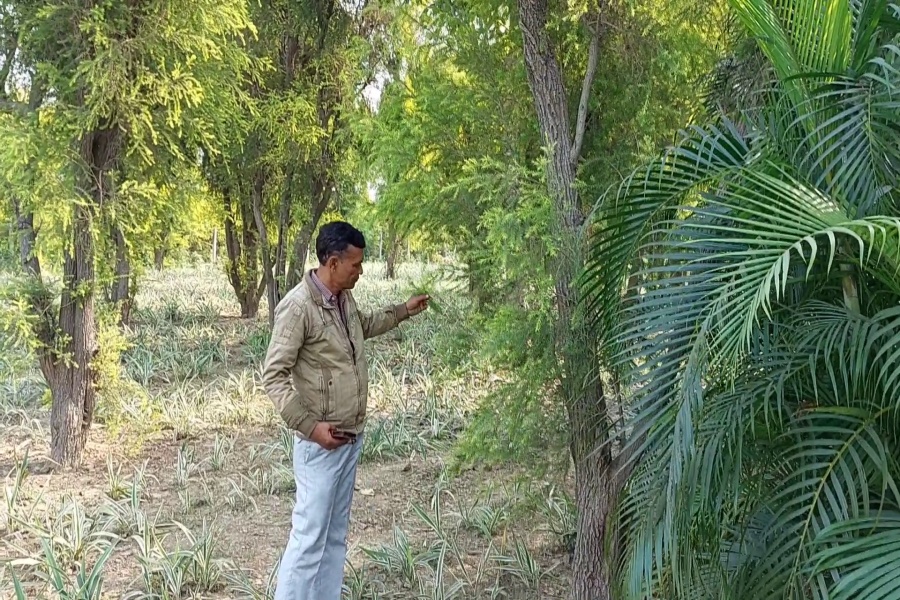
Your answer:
[44,127,119,467]
[49,203,98,466]
[223,189,264,319]
[567,344,613,600]
[517,1,613,598]
[573,461,613,599]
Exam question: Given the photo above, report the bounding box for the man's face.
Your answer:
[331,245,364,291]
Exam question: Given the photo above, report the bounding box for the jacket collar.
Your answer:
[304,269,349,309]
[303,269,327,307]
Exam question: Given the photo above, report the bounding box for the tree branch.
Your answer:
[570,19,601,166]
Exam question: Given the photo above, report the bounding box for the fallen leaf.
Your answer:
[359,488,375,497]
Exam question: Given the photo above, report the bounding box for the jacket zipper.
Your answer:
[329,305,362,423]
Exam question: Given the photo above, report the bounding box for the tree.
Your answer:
[202,0,392,326]
[364,1,722,596]
[588,0,900,597]
[0,0,251,467]
[514,2,620,596]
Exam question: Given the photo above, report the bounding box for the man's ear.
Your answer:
[324,255,339,270]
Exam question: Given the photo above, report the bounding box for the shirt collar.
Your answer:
[310,269,340,307]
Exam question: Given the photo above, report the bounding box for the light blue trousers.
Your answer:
[274,435,363,600]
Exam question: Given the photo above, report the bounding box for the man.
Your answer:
[262,221,428,600]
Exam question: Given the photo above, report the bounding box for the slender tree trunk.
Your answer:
[211,228,218,263]
[385,224,400,280]
[251,170,277,327]
[14,199,40,278]
[287,91,339,289]
[517,1,613,598]
[154,247,166,270]
[274,166,294,300]
[110,225,132,325]
[287,174,331,289]
[290,222,315,288]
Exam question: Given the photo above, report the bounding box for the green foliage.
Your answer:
[453,368,568,472]
[587,0,900,597]
[361,0,725,476]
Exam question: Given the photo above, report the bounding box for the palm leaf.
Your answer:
[582,120,753,334]
[741,407,900,598]
[811,512,900,599]
[592,1,900,598]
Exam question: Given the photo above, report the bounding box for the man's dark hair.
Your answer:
[316,221,366,264]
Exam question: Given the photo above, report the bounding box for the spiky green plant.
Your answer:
[586,0,900,597]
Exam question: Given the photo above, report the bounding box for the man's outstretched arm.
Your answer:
[359,295,429,339]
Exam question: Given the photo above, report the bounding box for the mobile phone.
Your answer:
[332,428,357,441]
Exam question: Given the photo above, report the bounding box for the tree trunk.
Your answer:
[48,202,98,467]
[154,247,166,270]
[287,90,339,289]
[211,228,218,263]
[289,223,315,289]
[14,199,40,278]
[45,126,119,467]
[566,335,613,600]
[110,225,133,325]
[251,170,277,327]
[385,224,400,280]
[572,458,613,599]
[274,166,294,301]
[223,188,263,319]
[517,1,613,597]
[287,174,331,290]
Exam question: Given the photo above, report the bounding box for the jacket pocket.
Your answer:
[320,367,333,420]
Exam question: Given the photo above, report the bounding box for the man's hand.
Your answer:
[406,294,429,317]
[310,422,350,450]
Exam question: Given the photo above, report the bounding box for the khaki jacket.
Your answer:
[262,271,408,438]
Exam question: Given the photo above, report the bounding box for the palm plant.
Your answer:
[585,0,900,598]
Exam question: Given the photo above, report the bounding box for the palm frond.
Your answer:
[810,512,900,599]
[741,408,900,599]
[590,1,900,598]
[582,120,753,333]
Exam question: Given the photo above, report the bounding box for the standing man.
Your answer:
[262,221,428,600]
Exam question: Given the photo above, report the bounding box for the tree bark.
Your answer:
[287,171,331,290]
[385,224,401,280]
[274,166,294,301]
[154,247,166,270]
[44,126,120,467]
[517,1,613,598]
[223,188,263,319]
[14,199,40,278]
[49,201,98,467]
[251,170,277,327]
[110,225,133,325]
